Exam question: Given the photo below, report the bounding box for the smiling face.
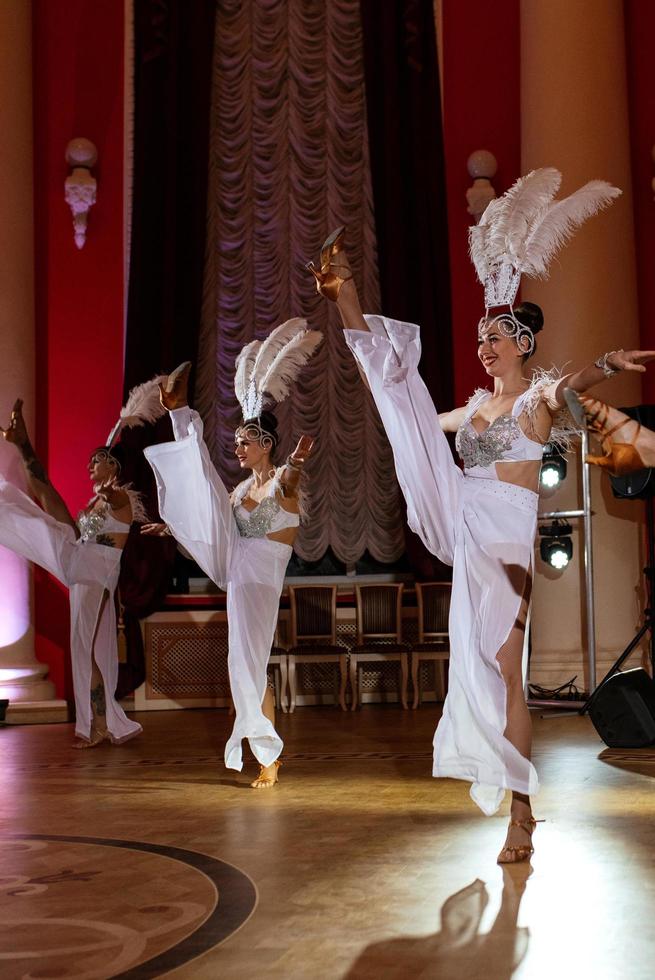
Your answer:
[477,319,527,377]
[234,427,273,471]
[88,449,119,485]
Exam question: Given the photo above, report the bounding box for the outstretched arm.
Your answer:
[547,350,655,409]
[278,435,314,497]
[1,399,76,529]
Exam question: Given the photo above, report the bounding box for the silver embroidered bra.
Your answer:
[232,475,300,539]
[77,506,131,543]
[456,390,544,479]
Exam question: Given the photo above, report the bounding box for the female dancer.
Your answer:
[143,319,320,788]
[307,170,653,861]
[0,398,149,747]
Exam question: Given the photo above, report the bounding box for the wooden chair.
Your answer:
[287,585,348,711]
[350,583,410,710]
[411,582,451,709]
[268,643,289,712]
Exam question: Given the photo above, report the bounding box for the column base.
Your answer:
[4,699,69,725]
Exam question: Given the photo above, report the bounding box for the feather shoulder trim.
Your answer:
[519,366,581,451]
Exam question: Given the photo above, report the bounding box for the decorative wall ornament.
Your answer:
[196,0,405,565]
[466,149,497,222]
[64,138,98,249]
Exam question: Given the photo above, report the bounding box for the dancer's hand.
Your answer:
[95,477,128,510]
[141,522,172,536]
[1,398,28,445]
[289,435,315,467]
[609,350,655,373]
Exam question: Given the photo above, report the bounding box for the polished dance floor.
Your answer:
[0,705,653,979]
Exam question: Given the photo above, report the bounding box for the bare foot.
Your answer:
[1,399,29,446]
[250,760,281,789]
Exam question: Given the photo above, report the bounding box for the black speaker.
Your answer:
[588,668,655,748]
[610,405,655,500]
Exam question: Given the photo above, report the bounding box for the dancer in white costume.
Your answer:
[144,319,321,788]
[0,381,166,746]
[308,169,655,861]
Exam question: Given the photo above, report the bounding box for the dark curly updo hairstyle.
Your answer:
[514,301,544,360]
[89,443,126,474]
[239,410,280,460]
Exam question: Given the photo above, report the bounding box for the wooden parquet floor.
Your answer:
[1,705,654,979]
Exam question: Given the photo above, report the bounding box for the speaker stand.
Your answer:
[581,495,655,716]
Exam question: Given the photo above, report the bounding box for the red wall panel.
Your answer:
[32,0,125,697]
[441,0,521,408]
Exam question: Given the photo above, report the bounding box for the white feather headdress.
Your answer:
[106,376,167,446]
[234,318,323,421]
[469,168,621,353]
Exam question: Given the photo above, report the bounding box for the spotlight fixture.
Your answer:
[540,443,568,490]
[539,520,573,570]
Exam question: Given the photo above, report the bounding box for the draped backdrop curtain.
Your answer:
[196,0,405,564]
[124,0,451,568]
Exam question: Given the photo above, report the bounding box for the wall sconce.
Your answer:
[466,150,497,222]
[64,138,97,249]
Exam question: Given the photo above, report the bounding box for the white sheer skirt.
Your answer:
[144,408,289,771]
[0,476,143,743]
[345,316,539,815]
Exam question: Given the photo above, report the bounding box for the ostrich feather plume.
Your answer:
[106,375,167,446]
[469,167,621,291]
[234,319,322,420]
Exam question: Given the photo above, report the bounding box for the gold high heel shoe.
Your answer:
[250,759,281,789]
[159,361,192,411]
[564,388,646,476]
[306,226,353,302]
[497,816,541,865]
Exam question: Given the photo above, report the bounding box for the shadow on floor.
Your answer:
[344,865,530,980]
[598,746,655,778]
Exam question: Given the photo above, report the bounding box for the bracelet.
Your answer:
[594,350,622,378]
[285,455,302,470]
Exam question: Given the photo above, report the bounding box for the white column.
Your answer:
[0,1,66,721]
[521,0,644,690]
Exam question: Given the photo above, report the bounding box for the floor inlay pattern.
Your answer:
[0,835,257,979]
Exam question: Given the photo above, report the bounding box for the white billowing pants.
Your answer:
[0,477,143,742]
[345,316,540,816]
[144,408,289,771]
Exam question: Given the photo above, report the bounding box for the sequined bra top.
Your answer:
[455,390,544,479]
[77,507,131,543]
[232,477,300,539]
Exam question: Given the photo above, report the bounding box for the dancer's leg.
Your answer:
[496,576,536,861]
[312,237,462,565]
[144,406,238,588]
[250,686,280,789]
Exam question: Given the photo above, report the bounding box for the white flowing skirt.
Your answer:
[0,476,143,743]
[345,316,539,815]
[144,408,289,771]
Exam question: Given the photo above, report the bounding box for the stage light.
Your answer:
[539,520,573,570]
[541,443,567,489]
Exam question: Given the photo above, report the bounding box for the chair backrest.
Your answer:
[355,583,404,644]
[288,585,338,645]
[416,582,451,643]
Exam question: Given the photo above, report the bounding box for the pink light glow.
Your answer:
[0,440,31,647]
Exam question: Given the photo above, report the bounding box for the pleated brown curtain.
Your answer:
[123,0,216,397]
[360,0,453,406]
